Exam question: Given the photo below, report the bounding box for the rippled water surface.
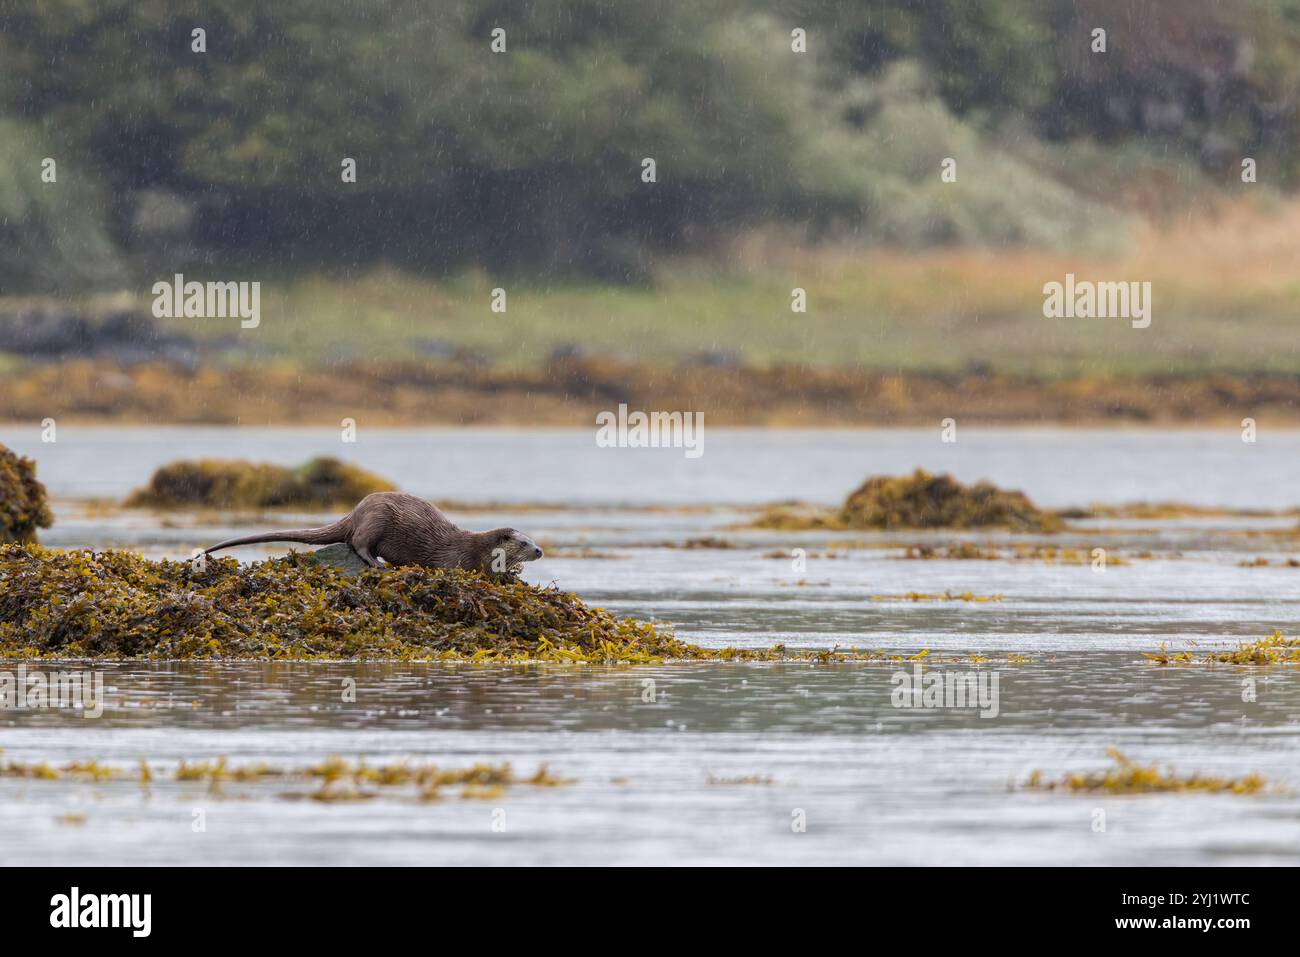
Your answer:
[2,428,1299,864]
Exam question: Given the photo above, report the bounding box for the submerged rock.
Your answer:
[124,456,396,509]
[0,444,52,544]
[0,545,715,662]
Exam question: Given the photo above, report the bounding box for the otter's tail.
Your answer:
[204,519,350,554]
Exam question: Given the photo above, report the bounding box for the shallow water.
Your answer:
[3,428,1299,865]
[4,658,1299,865]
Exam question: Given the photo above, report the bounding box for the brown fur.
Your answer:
[203,491,543,572]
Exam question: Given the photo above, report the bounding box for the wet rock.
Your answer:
[305,543,371,577]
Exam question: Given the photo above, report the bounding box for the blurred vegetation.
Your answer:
[2,0,1299,293]
[0,118,126,290]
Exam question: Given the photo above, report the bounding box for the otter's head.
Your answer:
[483,528,544,575]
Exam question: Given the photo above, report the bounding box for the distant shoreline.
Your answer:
[0,358,1296,427]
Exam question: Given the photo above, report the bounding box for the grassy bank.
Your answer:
[3,199,1296,376]
[4,199,1299,426]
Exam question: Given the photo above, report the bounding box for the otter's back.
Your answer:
[353,492,454,547]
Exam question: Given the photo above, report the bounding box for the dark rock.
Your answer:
[409,338,457,359]
[691,349,743,369]
[549,343,587,363]
[304,543,372,577]
[0,306,232,365]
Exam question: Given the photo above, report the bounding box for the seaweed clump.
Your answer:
[1022,748,1268,796]
[0,544,719,662]
[1,752,571,803]
[749,469,1057,532]
[0,443,53,544]
[1145,632,1300,666]
[124,456,395,509]
[870,591,1002,602]
[748,502,841,531]
[840,469,1056,531]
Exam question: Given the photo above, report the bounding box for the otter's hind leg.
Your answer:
[349,521,382,567]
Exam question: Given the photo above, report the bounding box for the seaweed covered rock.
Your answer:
[749,469,1058,532]
[0,545,709,662]
[124,456,395,509]
[0,443,53,544]
[839,469,1056,532]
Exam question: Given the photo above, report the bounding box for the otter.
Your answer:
[203,491,543,573]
